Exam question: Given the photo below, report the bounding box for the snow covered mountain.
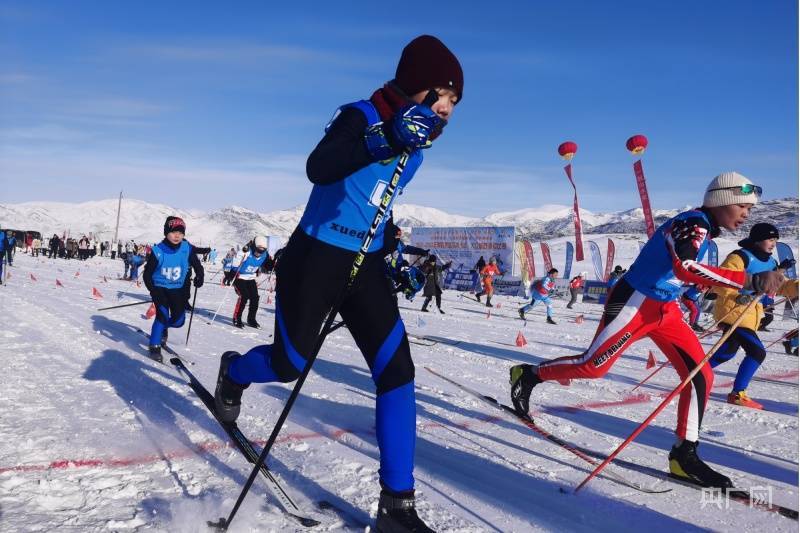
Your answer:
[1,197,796,247]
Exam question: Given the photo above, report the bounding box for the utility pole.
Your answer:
[113,190,122,248]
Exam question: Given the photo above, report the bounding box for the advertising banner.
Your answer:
[564,241,574,279]
[412,226,516,286]
[588,241,604,282]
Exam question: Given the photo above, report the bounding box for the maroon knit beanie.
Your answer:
[393,35,463,103]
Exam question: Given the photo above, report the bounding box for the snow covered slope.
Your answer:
[0,249,797,531]
[2,197,795,248]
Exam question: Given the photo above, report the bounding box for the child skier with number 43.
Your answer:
[143,217,204,362]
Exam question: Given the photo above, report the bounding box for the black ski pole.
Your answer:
[211,148,413,531]
[185,285,199,346]
[97,300,152,311]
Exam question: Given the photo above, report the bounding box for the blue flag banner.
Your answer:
[564,241,574,279]
[588,241,603,281]
[777,242,797,279]
[706,240,718,267]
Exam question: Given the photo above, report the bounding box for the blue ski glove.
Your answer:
[390,103,445,151]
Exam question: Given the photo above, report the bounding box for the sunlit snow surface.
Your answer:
[0,247,797,532]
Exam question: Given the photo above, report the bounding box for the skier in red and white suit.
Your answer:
[509,172,785,489]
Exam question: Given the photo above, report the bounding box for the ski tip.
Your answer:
[169,357,182,366]
[206,518,228,530]
[297,515,322,527]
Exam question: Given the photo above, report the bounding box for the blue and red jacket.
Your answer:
[623,208,746,302]
[533,275,556,297]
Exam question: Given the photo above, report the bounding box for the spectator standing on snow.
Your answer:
[420,255,451,313]
[567,272,586,309]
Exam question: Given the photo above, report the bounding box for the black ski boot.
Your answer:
[669,440,733,489]
[485,298,493,308]
[421,306,429,312]
[509,364,541,416]
[233,317,244,329]
[246,319,261,329]
[518,308,525,320]
[375,489,435,533]
[148,345,163,363]
[783,340,797,355]
[214,351,249,423]
[546,316,557,325]
[438,308,445,314]
[691,323,705,333]
[475,293,482,302]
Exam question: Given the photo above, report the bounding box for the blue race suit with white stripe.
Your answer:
[227,100,424,492]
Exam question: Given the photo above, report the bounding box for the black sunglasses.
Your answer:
[708,184,762,197]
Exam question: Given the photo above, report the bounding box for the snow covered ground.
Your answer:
[0,250,797,532]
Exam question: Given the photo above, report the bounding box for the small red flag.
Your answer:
[575,314,584,324]
[56,279,64,287]
[515,331,527,347]
[486,309,491,319]
[30,273,37,281]
[92,287,103,299]
[496,302,501,308]
[74,271,80,277]
[145,303,156,319]
[646,350,657,369]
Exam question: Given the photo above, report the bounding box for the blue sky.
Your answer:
[1,1,797,216]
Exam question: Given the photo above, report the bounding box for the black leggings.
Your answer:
[233,278,259,322]
[422,293,442,310]
[227,229,417,491]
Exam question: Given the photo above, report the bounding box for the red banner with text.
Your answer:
[564,164,585,261]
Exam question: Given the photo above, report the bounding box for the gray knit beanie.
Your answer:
[702,171,760,207]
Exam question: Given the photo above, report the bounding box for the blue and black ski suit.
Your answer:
[226,99,424,494]
[143,240,204,347]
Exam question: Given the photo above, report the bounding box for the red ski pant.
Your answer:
[537,280,713,442]
[681,296,700,325]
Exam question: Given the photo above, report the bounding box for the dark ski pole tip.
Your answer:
[207,518,228,530]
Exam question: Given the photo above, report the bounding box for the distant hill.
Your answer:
[1,197,796,248]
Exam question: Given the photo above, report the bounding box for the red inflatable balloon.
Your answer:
[558,141,578,161]
[626,134,648,155]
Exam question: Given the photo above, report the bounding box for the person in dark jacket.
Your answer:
[421,255,451,313]
[607,265,626,288]
[474,255,486,273]
[49,235,60,259]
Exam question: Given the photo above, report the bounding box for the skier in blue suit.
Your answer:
[143,216,204,361]
[213,35,462,531]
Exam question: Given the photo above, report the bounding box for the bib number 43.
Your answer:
[161,266,182,281]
